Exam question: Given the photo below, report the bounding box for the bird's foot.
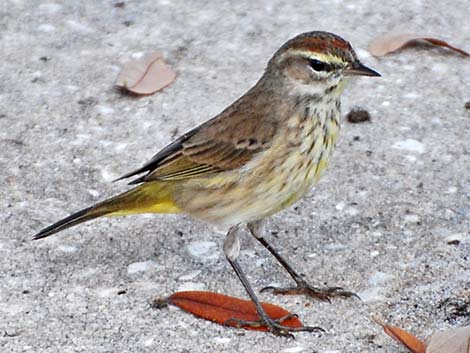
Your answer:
[225,313,323,338]
[261,280,359,303]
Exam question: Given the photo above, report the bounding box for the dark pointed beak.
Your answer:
[345,61,381,77]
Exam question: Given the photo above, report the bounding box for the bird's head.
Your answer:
[266,31,380,97]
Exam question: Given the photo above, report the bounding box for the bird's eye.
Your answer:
[308,59,327,72]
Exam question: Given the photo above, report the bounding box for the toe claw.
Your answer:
[260,286,273,293]
[302,325,325,333]
[224,314,321,337]
[261,282,358,302]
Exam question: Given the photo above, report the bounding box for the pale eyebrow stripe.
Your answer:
[288,49,346,67]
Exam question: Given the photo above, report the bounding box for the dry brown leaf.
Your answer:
[369,33,470,57]
[373,315,427,353]
[165,291,303,331]
[427,326,470,353]
[116,52,176,95]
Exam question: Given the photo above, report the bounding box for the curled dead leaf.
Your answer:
[116,52,176,95]
[373,315,427,353]
[369,33,470,57]
[427,326,470,353]
[161,291,303,331]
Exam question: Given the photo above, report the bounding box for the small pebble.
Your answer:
[346,108,371,123]
[38,3,63,14]
[100,167,118,182]
[355,48,371,59]
[335,201,346,211]
[31,75,45,84]
[186,241,217,258]
[37,24,56,32]
[67,20,93,34]
[403,92,420,99]
[114,143,128,153]
[392,139,425,154]
[87,189,100,197]
[446,186,458,194]
[357,287,385,303]
[127,260,158,275]
[178,270,201,281]
[446,233,466,245]
[324,243,347,250]
[403,214,420,224]
[212,337,231,344]
[402,64,415,72]
[283,347,305,353]
[464,101,470,110]
[370,250,380,258]
[131,52,145,59]
[143,338,154,347]
[345,207,359,216]
[177,281,206,292]
[431,63,448,73]
[368,271,394,286]
[97,105,114,115]
[57,245,77,253]
[255,258,268,267]
[96,287,119,298]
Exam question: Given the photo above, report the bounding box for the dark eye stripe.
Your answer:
[308,58,329,72]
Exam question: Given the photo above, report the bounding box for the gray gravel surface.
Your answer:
[1,1,469,352]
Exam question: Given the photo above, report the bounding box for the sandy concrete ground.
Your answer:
[1,0,469,352]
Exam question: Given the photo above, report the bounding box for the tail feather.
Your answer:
[33,182,179,240]
[33,206,106,240]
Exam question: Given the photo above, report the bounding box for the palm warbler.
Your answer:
[34,31,380,336]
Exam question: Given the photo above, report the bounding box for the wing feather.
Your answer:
[117,87,280,184]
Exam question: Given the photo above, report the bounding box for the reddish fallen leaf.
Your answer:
[373,315,427,353]
[167,291,303,331]
[116,52,176,95]
[369,33,470,57]
[427,326,470,353]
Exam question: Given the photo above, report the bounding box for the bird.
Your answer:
[33,31,380,337]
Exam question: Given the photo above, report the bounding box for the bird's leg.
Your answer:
[223,225,321,337]
[247,220,358,302]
